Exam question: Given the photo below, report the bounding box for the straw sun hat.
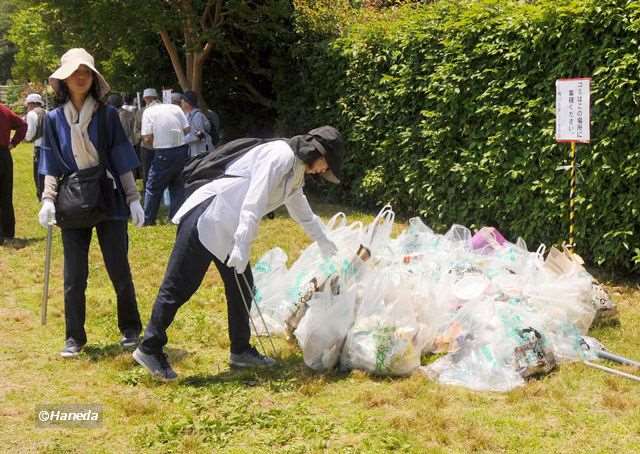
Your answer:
[49,48,110,99]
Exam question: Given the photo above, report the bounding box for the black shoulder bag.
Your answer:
[54,106,116,229]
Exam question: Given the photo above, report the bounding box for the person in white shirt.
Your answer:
[24,93,46,199]
[140,92,190,225]
[138,88,160,195]
[133,126,343,380]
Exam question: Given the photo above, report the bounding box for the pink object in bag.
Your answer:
[471,227,507,250]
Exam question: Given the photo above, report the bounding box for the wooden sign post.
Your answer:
[556,78,591,250]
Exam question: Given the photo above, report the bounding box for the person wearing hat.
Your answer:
[36,48,146,357]
[0,100,27,247]
[140,89,190,225]
[136,88,160,195]
[133,126,343,380]
[24,93,47,200]
[180,90,213,158]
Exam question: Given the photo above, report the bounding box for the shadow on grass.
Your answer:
[82,343,131,361]
[180,354,351,389]
[1,236,44,249]
[82,343,189,364]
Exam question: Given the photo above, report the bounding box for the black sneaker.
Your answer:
[229,346,276,369]
[132,347,177,381]
[120,330,140,349]
[60,338,85,358]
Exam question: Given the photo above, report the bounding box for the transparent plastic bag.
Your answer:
[363,205,395,255]
[294,286,357,371]
[422,299,556,391]
[523,272,595,334]
[251,248,291,335]
[254,207,606,391]
[342,277,422,376]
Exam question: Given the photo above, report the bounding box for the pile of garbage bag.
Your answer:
[251,206,617,392]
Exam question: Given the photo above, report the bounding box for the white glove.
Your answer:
[227,245,249,274]
[129,200,145,228]
[38,199,56,228]
[318,238,338,258]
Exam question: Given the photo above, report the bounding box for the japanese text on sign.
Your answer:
[556,78,591,143]
[162,89,173,104]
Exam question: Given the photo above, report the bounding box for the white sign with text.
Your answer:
[162,89,173,104]
[556,78,591,143]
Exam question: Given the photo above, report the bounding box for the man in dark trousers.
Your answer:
[0,101,27,247]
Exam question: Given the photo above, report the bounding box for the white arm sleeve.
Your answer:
[25,111,38,142]
[232,146,295,253]
[285,188,329,243]
[140,109,153,136]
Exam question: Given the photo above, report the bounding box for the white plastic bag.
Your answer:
[294,286,357,371]
[342,277,422,376]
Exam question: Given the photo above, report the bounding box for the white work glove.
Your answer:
[227,245,249,274]
[129,200,145,228]
[38,199,56,228]
[318,238,338,258]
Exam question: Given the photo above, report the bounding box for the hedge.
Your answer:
[276,0,640,272]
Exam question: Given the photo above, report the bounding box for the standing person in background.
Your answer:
[107,93,136,147]
[180,90,213,158]
[136,88,160,195]
[121,94,137,115]
[119,94,140,178]
[36,48,145,357]
[24,93,47,200]
[140,90,190,225]
[0,100,27,248]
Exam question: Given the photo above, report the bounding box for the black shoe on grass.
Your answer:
[60,338,85,358]
[120,330,140,349]
[229,346,276,369]
[132,347,177,381]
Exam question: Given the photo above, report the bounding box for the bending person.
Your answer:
[37,48,145,357]
[133,126,343,380]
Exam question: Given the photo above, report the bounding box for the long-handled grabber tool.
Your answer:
[41,218,55,325]
[580,336,640,383]
[233,269,278,358]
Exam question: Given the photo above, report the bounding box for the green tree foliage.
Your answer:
[7,0,174,91]
[7,0,294,137]
[0,1,18,83]
[278,0,640,271]
[8,4,62,84]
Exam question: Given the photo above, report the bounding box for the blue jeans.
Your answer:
[144,145,187,225]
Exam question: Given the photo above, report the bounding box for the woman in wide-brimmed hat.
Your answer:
[37,48,146,357]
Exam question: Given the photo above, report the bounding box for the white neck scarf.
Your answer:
[63,96,99,170]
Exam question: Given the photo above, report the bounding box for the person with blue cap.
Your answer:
[180,90,214,158]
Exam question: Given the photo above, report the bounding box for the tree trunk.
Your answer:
[159,30,190,90]
[191,54,203,101]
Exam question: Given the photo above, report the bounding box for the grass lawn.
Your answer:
[1,143,639,453]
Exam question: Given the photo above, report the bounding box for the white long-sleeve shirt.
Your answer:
[25,109,43,147]
[173,140,330,262]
